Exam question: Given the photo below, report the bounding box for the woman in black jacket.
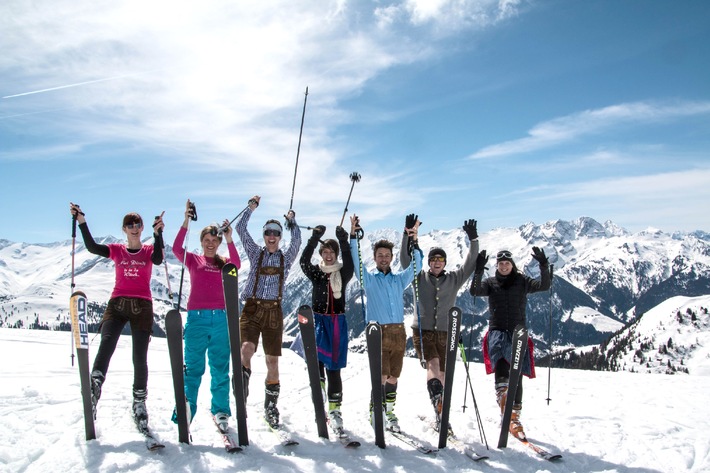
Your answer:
[299,224,354,435]
[470,247,550,440]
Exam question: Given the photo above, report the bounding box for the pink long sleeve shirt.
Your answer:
[172,226,241,311]
[107,243,155,301]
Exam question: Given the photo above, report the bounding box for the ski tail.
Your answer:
[365,322,385,448]
[222,262,249,447]
[498,324,528,448]
[70,291,96,440]
[165,309,191,444]
[297,305,329,439]
[438,306,461,449]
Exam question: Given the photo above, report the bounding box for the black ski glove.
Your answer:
[531,246,548,266]
[311,225,326,241]
[462,219,478,240]
[475,250,488,273]
[405,213,418,230]
[335,226,348,242]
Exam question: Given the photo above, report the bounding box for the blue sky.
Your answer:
[2,0,709,245]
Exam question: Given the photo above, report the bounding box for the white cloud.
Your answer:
[467,100,710,160]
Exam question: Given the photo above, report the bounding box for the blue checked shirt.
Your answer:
[236,207,301,302]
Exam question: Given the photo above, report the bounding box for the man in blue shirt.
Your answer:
[350,214,422,432]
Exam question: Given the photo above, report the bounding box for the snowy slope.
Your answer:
[1,328,709,473]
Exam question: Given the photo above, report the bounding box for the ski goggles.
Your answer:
[429,256,446,263]
[496,251,513,260]
[124,223,143,229]
[264,229,281,237]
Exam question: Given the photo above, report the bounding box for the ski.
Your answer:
[214,415,243,453]
[498,324,528,448]
[438,306,461,449]
[221,263,249,447]
[264,419,299,447]
[69,291,96,440]
[418,414,488,461]
[165,309,191,444]
[296,305,329,439]
[136,422,165,451]
[515,436,562,461]
[330,426,361,448]
[365,322,385,448]
[388,429,437,455]
[448,435,489,462]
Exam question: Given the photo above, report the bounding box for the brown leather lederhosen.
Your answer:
[240,250,285,355]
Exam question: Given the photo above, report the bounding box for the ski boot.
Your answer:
[90,370,104,420]
[132,388,149,430]
[264,382,280,429]
[509,404,526,440]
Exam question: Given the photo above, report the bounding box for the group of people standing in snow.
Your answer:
[68,196,550,442]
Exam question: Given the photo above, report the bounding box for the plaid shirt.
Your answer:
[235,207,301,301]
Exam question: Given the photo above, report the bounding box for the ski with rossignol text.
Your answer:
[213,415,243,453]
[365,321,385,448]
[498,324,528,448]
[296,305,329,439]
[165,309,191,444]
[438,306,461,448]
[70,291,96,441]
[222,263,249,447]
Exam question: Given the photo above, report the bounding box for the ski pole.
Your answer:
[177,202,197,311]
[218,199,258,236]
[411,242,426,368]
[462,295,476,410]
[546,264,554,405]
[285,86,308,228]
[339,172,361,227]
[458,340,489,449]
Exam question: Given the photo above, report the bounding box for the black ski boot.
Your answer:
[264,382,280,429]
[90,370,104,420]
[132,388,149,430]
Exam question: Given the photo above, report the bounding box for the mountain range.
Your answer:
[2,216,709,365]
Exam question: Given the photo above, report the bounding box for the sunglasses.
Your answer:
[497,251,513,259]
[429,256,446,263]
[124,223,143,229]
[264,229,281,237]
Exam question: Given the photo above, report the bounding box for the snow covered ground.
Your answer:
[1,328,708,473]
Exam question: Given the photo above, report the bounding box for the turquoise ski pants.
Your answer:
[184,309,231,417]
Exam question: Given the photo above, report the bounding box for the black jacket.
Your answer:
[299,235,354,314]
[470,263,550,332]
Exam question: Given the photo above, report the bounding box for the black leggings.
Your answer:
[92,318,151,392]
[319,362,342,398]
[494,360,523,404]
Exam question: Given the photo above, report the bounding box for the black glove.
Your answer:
[532,246,548,265]
[462,219,478,240]
[335,226,348,242]
[311,225,326,241]
[475,250,488,273]
[405,213,418,229]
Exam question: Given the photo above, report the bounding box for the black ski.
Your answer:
[165,309,190,444]
[70,291,96,440]
[438,306,461,449]
[365,322,385,448]
[332,428,361,448]
[498,324,528,448]
[297,305,329,439]
[222,263,249,447]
